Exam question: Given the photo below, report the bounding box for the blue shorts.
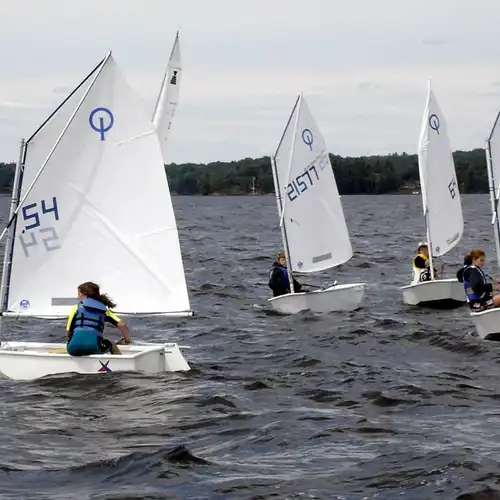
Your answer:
[67,327,111,356]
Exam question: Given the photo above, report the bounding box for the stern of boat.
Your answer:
[470,308,500,340]
[268,282,365,314]
[401,278,466,308]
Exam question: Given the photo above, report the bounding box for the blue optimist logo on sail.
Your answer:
[429,114,440,135]
[89,107,114,141]
[302,128,313,150]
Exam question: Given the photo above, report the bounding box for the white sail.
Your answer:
[486,110,500,271]
[273,94,352,274]
[152,31,181,164]
[4,54,191,317]
[418,81,463,257]
[488,111,500,195]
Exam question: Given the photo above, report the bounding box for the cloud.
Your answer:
[0,0,499,164]
[422,37,450,45]
[52,86,74,95]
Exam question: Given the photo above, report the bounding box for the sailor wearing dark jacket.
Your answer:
[268,252,302,297]
[457,248,500,311]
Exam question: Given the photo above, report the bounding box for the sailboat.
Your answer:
[400,80,466,307]
[152,31,181,164]
[268,93,365,314]
[470,110,500,339]
[0,51,192,380]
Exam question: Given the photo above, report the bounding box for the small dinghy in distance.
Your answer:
[470,110,500,340]
[400,80,466,308]
[267,93,365,315]
[0,51,192,380]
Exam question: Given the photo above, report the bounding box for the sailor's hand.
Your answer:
[123,337,131,344]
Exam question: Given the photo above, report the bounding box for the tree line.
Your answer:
[165,149,489,195]
[0,148,490,195]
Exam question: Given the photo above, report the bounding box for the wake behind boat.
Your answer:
[0,51,192,380]
[400,80,466,308]
[267,94,365,315]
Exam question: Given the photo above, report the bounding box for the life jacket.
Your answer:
[463,265,488,303]
[74,297,107,334]
[412,253,430,284]
[268,263,289,290]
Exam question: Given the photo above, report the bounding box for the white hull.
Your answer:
[268,283,365,314]
[470,308,500,340]
[400,278,466,306]
[0,341,190,381]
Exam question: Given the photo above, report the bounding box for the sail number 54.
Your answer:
[19,196,61,257]
[22,196,59,230]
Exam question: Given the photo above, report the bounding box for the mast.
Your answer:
[279,94,302,230]
[271,94,301,294]
[0,139,25,342]
[421,80,436,280]
[0,139,25,312]
[271,156,294,294]
[424,208,435,280]
[486,136,500,272]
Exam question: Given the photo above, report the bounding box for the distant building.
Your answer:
[399,181,421,194]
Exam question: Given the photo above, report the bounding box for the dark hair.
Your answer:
[277,252,286,260]
[464,249,485,266]
[78,281,116,309]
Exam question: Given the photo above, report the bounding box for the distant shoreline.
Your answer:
[0,148,489,195]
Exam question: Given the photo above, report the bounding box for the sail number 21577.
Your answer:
[285,151,330,203]
[285,165,320,202]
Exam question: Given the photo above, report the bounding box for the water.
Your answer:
[0,194,500,500]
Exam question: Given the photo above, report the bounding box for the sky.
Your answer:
[0,0,500,164]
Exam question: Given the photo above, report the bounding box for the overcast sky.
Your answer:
[0,0,499,164]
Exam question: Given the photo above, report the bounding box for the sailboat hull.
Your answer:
[268,283,365,314]
[0,341,190,381]
[400,278,465,308]
[470,308,500,340]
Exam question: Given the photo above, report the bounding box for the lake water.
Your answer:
[0,194,499,500]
